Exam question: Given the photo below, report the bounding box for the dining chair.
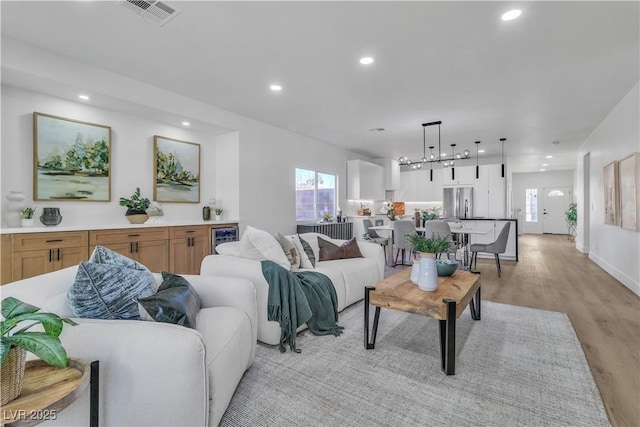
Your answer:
[470,222,511,277]
[363,219,390,249]
[423,221,457,259]
[393,220,416,267]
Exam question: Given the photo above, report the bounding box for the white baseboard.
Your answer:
[589,252,640,297]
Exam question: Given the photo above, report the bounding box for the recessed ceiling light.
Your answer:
[78,94,90,100]
[478,149,486,153]
[540,168,546,172]
[542,163,548,167]
[501,9,522,21]
[270,84,282,91]
[182,121,190,126]
[359,57,374,65]
[546,155,553,159]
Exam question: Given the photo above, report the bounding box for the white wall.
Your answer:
[1,38,366,234]
[575,82,640,295]
[1,85,216,226]
[512,170,575,234]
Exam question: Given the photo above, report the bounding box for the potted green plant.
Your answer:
[214,208,223,221]
[19,207,35,227]
[407,232,452,256]
[565,202,577,242]
[1,297,77,404]
[119,187,151,224]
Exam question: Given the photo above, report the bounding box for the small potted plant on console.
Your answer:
[119,187,151,224]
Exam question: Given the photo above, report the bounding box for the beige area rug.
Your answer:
[221,300,609,426]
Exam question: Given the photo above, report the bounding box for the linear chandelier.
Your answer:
[398,121,478,180]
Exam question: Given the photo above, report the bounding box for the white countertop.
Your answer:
[1,219,239,234]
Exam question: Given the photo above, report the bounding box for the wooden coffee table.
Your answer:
[364,268,481,375]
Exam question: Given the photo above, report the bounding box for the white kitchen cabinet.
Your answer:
[399,170,417,202]
[442,165,475,186]
[347,160,385,201]
[487,164,506,218]
[470,164,505,218]
[400,168,443,202]
[374,158,401,191]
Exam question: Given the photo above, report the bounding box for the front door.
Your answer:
[542,187,571,234]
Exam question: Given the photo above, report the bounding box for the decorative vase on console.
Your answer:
[4,191,25,227]
[417,252,439,291]
[40,207,63,226]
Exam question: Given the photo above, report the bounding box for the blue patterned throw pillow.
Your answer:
[67,246,156,320]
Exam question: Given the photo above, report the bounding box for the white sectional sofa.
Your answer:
[1,266,257,427]
[200,232,385,346]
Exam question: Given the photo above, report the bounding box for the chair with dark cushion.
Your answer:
[363,219,390,248]
[392,220,416,267]
[470,222,511,277]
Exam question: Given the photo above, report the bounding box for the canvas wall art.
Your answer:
[619,152,640,232]
[33,112,111,201]
[603,160,619,226]
[153,136,200,203]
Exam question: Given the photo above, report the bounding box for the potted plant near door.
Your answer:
[565,202,577,242]
[119,187,151,224]
[1,297,77,405]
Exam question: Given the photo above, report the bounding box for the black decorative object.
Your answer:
[40,207,62,226]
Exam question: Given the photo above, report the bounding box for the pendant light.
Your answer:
[450,144,456,180]
[500,138,506,178]
[398,121,475,171]
[429,146,434,181]
[475,141,481,179]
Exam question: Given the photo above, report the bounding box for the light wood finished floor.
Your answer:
[387,234,639,427]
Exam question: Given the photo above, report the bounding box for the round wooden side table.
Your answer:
[0,358,99,427]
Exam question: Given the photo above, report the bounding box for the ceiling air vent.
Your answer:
[120,0,181,26]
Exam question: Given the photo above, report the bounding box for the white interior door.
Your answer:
[542,187,571,234]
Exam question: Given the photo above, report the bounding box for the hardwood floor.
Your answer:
[386,234,639,426]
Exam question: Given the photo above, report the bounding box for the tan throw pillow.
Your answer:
[276,233,300,271]
[317,237,364,261]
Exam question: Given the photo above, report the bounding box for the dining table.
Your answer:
[370,223,490,270]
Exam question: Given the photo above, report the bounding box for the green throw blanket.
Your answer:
[261,260,344,352]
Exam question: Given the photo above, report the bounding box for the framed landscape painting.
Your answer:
[603,160,619,226]
[153,135,200,203]
[619,152,640,231]
[33,112,111,201]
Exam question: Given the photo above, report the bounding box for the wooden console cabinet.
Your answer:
[89,228,170,273]
[10,231,89,281]
[169,225,210,275]
[1,222,238,285]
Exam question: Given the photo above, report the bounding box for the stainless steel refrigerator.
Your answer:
[443,187,473,219]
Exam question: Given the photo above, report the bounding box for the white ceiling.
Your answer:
[1,1,638,173]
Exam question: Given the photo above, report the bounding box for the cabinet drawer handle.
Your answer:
[46,239,63,243]
[186,230,195,233]
[128,234,140,237]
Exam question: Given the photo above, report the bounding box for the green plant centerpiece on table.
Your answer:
[407,232,451,256]
[565,202,577,242]
[1,297,77,404]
